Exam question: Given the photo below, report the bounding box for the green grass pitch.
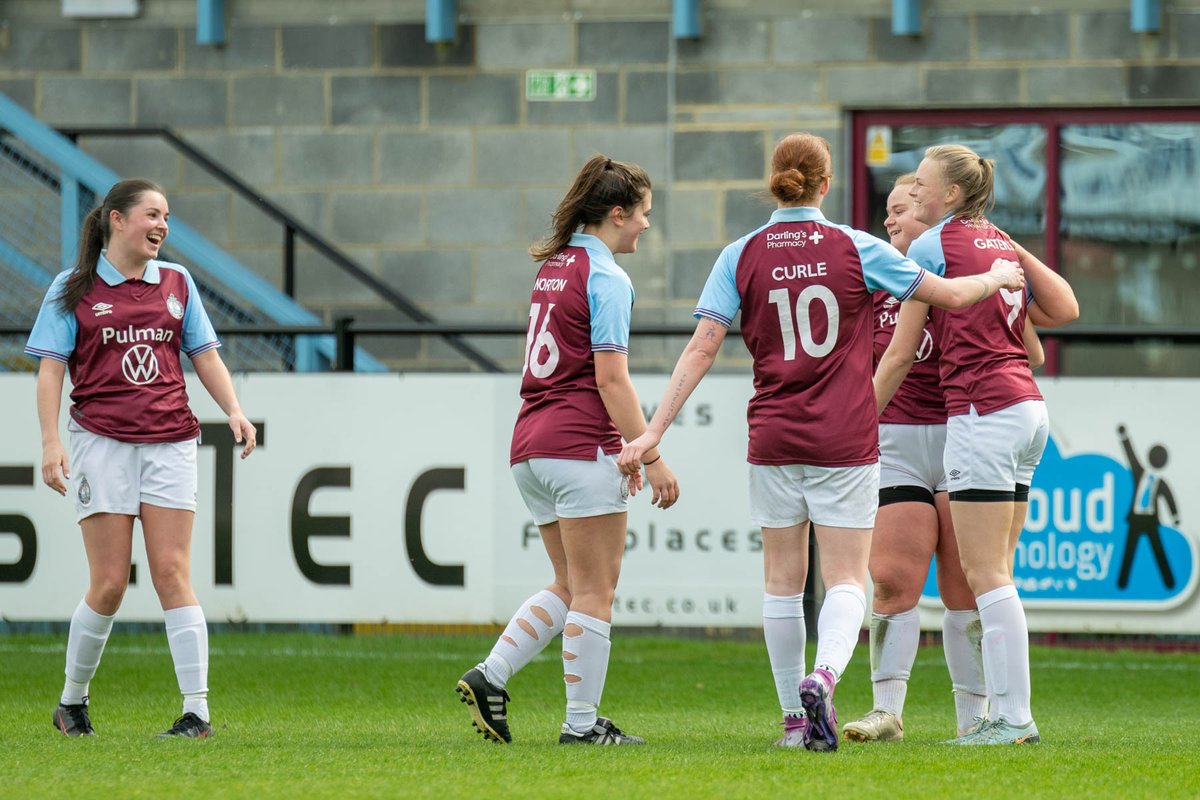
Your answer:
[1,631,1197,799]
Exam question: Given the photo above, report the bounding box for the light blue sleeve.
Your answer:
[905,228,946,278]
[24,272,77,363]
[850,229,928,300]
[694,240,743,326]
[177,267,221,358]
[588,264,633,354]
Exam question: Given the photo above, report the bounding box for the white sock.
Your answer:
[869,606,919,717]
[943,608,987,732]
[482,590,568,689]
[813,584,867,682]
[762,593,806,714]
[164,605,210,722]
[62,599,115,705]
[562,611,611,733]
[976,585,1032,726]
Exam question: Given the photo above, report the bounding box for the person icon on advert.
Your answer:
[1116,425,1179,590]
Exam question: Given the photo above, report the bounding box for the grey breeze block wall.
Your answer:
[1,2,1199,370]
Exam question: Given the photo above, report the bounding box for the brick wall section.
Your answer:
[0,6,1198,369]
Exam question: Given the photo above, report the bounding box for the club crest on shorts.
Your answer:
[619,476,630,500]
[78,476,91,506]
[166,292,184,320]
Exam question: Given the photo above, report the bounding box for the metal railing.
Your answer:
[53,126,502,374]
[5,323,1198,373]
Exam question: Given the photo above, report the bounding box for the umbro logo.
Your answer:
[949,469,962,479]
[92,302,114,317]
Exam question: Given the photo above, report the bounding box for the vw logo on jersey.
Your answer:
[121,344,160,385]
[166,292,184,320]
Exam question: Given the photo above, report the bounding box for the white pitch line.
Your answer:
[0,642,478,661]
[0,643,1193,670]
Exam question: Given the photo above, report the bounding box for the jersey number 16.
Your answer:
[523,302,560,378]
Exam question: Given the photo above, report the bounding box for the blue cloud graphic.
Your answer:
[923,436,1196,605]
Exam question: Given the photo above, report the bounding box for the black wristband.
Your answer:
[642,455,661,466]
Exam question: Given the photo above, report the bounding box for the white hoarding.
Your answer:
[0,374,1195,633]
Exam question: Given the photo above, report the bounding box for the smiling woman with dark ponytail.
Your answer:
[25,178,257,741]
[455,155,678,747]
[56,180,160,314]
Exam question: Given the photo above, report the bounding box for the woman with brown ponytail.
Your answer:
[26,178,256,739]
[617,133,1025,752]
[456,155,678,746]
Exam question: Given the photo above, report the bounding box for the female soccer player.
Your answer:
[617,133,1024,752]
[874,144,1078,745]
[456,155,678,746]
[843,174,1044,744]
[27,178,256,739]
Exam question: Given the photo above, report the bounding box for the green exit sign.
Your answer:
[526,70,597,102]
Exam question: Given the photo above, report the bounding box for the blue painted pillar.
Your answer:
[60,177,80,272]
[294,337,322,372]
[674,0,701,39]
[892,0,921,36]
[197,0,225,45]
[426,0,456,43]
[1131,0,1160,33]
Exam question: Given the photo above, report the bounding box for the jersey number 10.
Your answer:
[768,285,840,360]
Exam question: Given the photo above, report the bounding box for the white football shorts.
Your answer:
[944,399,1049,492]
[511,447,629,524]
[879,422,948,493]
[68,423,199,521]
[749,461,880,530]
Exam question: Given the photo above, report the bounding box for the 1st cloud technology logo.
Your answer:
[924,426,1198,610]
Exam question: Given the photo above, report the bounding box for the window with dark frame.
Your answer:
[852,109,1200,379]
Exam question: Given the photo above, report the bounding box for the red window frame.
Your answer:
[850,108,1200,374]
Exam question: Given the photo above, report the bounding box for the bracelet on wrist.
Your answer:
[642,455,661,466]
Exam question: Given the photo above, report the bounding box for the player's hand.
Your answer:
[230,412,257,459]
[624,469,644,498]
[41,440,70,496]
[618,432,660,476]
[989,258,1025,291]
[645,459,679,510]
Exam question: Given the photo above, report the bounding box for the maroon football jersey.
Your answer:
[65,266,213,443]
[872,290,948,425]
[734,223,881,467]
[510,237,631,464]
[926,217,1042,416]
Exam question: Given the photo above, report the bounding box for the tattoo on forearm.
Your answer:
[663,373,687,426]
